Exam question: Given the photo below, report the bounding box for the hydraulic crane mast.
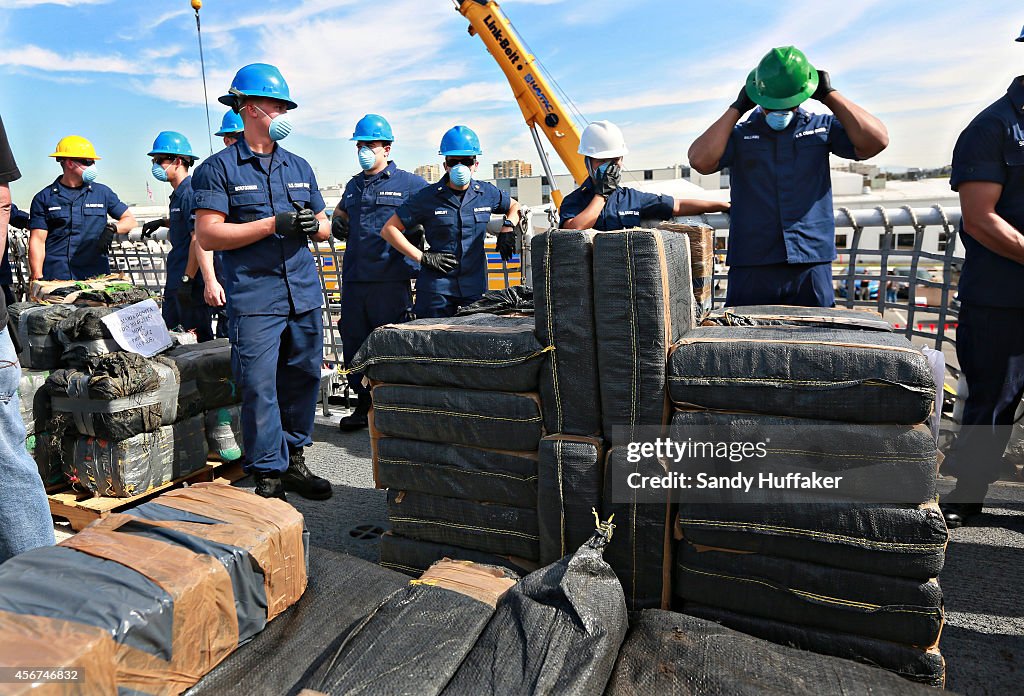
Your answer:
[455,0,587,206]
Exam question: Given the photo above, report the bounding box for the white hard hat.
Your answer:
[578,120,628,158]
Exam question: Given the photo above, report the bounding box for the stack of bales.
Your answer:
[353,314,548,576]
[166,338,243,462]
[667,310,948,686]
[532,226,705,610]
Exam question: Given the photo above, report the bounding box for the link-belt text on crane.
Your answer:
[482,13,555,114]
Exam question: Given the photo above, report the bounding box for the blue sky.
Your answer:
[0,0,1021,208]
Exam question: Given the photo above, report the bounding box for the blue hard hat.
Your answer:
[351,114,394,142]
[439,125,482,156]
[215,109,244,137]
[147,131,197,161]
[219,63,298,111]
[1017,24,1024,42]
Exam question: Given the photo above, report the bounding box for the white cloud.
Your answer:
[0,45,137,73]
[147,8,189,30]
[0,0,109,6]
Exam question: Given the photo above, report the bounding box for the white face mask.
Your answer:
[251,104,293,141]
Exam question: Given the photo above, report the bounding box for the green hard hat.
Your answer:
[745,46,819,111]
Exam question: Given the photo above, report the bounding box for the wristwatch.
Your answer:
[181,274,192,284]
[501,217,514,229]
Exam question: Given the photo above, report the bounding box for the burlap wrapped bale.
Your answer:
[602,447,673,610]
[441,527,628,696]
[668,410,939,504]
[29,274,128,304]
[667,326,935,424]
[703,304,893,331]
[673,542,944,646]
[379,532,537,578]
[532,230,602,437]
[594,229,695,442]
[656,221,715,319]
[351,314,545,392]
[301,560,515,696]
[8,302,75,369]
[372,384,543,452]
[375,437,537,506]
[387,490,539,560]
[684,604,946,687]
[167,339,238,409]
[605,610,938,695]
[537,435,604,565]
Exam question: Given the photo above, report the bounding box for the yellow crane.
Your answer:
[454,0,588,206]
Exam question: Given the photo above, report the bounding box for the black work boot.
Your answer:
[254,471,287,501]
[282,449,333,500]
[338,392,371,432]
[940,481,987,529]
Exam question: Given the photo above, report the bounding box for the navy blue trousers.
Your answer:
[726,262,835,308]
[163,280,215,342]
[413,290,479,319]
[229,309,323,473]
[341,281,412,395]
[942,303,1024,488]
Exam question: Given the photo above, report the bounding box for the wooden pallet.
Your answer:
[48,458,246,531]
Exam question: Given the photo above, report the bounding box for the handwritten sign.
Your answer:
[100,299,173,358]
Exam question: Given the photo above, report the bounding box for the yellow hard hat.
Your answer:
[49,135,101,160]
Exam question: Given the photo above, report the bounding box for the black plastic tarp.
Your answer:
[8,302,75,370]
[667,326,936,424]
[441,528,628,696]
[673,542,944,646]
[604,610,939,695]
[387,490,539,560]
[167,339,238,410]
[372,384,543,452]
[455,285,534,316]
[703,304,894,331]
[375,437,537,507]
[351,314,544,392]
[537,435,603,565]
[594,229,695,443]
[531,230,602,437]
[684,604,945,687]
[379,532,536,578]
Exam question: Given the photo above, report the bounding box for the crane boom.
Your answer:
[455,0,588,206]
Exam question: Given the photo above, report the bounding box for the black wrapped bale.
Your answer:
[351,314,545,391]
[594,229,695,442]
[677,502,948,580]
[55,305,121,366]
[684,604,946,687]
[8,302,75,370]
[387,490,539,560]
[673,542,944,646]
[667,326,936,424]
[602,447,673,610]
[17,370,48,434]
[538,435,604,565]
[605,610,939,695]
[372,384,543,452]
[532,230,602,437]
[669,410,939,504]
[301,560,515,696]
[441,527,628,696]
[63,414,207,497]
[656,222,715,319]
[375,437,537,506]
[167,339,238,409]
[704,304,893,331]
[379,532,538,578]
[73,283,153,306]
[0,485,307,694]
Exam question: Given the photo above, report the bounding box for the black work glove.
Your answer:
[142,217,169,238]
[420,251,458,275]
[496,231,515,262]
[403,224,425,251]
[812,70,836,101]
[276,201,319,238]
[176,278,194,309]
[730,85,756,114]
[331,214,349,240]
[98,222,118,251]
[593,163,621,198]
[8,211,29,230]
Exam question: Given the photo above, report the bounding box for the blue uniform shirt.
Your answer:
[558,182,674,230]
[719,108,860,267]
[28,178,128,280]
[165,175,197,291]
[396,176,510,298]
[340,161,428,282]
[950,77,1024,308]
[192,138,326,317]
